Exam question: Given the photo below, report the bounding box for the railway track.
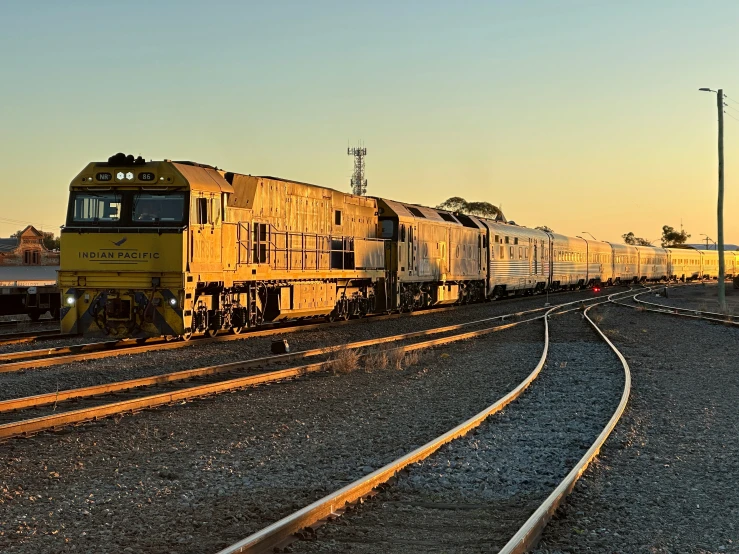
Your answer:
[614,287,739,326]
[0,287,608,372]
[0,306,458,372]
[214,290,635,554]
[0,289,641,443]
[0,286,644,440]
[0,318,57,328]
[0,329,71,347]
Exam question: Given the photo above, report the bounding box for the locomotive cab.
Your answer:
[59,156,219,338]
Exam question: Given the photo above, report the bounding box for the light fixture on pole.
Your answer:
[581,231,597,241]
[699,87,727,313]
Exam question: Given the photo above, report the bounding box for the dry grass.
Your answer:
[329,347,361,375]
[363,350,389,372]
[387,348,406,370]
[590,313,604,325]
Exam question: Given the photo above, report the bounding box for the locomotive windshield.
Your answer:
[70,192,122,223]
[132,192,186,223]
[67,191,187,227]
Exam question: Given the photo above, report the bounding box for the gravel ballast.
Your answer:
[0,289,598,402]
[0,317,544,553]
[535,301,739,553]
[289,311,625,553]
[634,281,739,314]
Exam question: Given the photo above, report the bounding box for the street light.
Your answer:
[581,231,597,241]
[699,87,727,313]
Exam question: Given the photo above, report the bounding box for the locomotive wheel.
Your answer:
[231,326,245,335]
[206,328,220,338]
[326,311,337,323]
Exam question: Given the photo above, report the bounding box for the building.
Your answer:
[0,225,60,267]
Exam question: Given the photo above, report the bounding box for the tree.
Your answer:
[435,197,468,213]
[435,197,506,221]
[622,232,653,246]
[660,225,690,248]
[535,225,553,233]
[42,232,60,251]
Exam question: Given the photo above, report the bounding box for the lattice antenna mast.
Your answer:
[347,144,368,196]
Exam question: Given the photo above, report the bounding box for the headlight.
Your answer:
[66,296,75,306]
[169,298,177,306]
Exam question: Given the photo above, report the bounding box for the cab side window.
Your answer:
[195,197,208,224]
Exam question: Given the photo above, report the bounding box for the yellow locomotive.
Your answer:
[60,154,498,339]
[60,154,385,339]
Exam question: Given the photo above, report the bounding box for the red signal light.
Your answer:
[593,286,601,293]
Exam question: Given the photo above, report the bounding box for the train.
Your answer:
[58,154,738,339]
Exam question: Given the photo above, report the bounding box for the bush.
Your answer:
[329,347,360,375]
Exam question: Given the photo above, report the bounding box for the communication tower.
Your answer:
[347,144,368,196]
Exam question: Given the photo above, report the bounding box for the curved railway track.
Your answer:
[214,290,636,554]
[0,287,611,372]
[614,287,739,326]
[0,290,645,442]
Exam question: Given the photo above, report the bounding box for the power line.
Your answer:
[724,102,739,113]
[725,111,739,123]
[723,94,739,107]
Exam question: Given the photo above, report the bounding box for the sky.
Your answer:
[1,0,738,245]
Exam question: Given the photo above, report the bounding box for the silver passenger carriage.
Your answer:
[667,248,702,281]
[480,221,549,298]
[578,238,613,286]
[635,246,669,282]
[550,233,588,289]
[608,243,639,284]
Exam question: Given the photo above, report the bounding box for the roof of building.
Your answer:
[0,266,58,286]
[0,238,18,252]
[685,243,739,251]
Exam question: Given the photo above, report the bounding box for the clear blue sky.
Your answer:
[1,0,738,244]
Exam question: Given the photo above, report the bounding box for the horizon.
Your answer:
[1,1,738,243]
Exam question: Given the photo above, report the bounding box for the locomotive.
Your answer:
[59,155,738,339]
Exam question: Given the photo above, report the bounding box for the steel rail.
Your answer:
[0,289,642,414]
[0,293,628,440]
[215,288,648,554]
[632,288,739,321]
[0,306,459,372]
[0,308,548,413]
[0,316,542,441]
[214,308,554,554]
[0,288,623,373]
[497,298,633,553]
[612,291,739,327]
[0,330,71,347]
[0,319,55,328]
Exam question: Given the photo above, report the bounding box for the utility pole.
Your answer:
[717,89,727,313]
[700,87,728,313]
